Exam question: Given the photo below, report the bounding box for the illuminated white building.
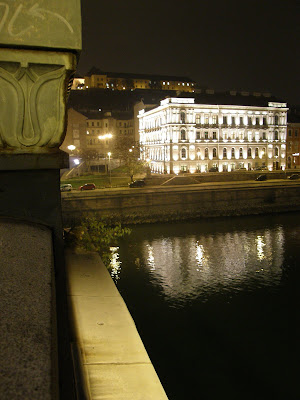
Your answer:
[138,98,288,173]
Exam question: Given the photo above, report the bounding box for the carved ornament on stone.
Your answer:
[0,60,74,151]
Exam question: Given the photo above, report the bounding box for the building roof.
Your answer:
[85,67,195,83]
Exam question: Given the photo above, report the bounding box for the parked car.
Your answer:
[60,184,72,192]
[79,183,96,191]
[256,174,267,181]
[254,166,267,171]
[236,167,247,171]
[209,167,218,172]
[288,174,300,180]
[128,179,146,188]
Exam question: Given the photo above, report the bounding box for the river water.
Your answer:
[111,212,300,400]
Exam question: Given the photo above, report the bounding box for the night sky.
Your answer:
[78,0,300,105]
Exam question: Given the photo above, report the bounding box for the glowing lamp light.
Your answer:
[74,159,80,165]
[67,145,76,151]
[107,152,111,157]
[129,149,133,152]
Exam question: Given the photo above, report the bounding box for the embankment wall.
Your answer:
[62,183,300,225]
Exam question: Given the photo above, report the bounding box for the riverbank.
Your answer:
[61,180,300,225]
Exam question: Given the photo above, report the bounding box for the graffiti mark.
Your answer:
[0,2,74,37]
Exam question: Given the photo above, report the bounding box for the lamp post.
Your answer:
[107,152,111,186]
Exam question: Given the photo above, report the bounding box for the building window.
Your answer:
[196,131,200,140]
[275,147,279,156]
[248,117,252,126]
[295,130,298,137]
[213,148,217,158]
[223,116,227,125]
[231,148,235,158]
[275,115,279,125]
[180,129,186,140]
[255,148,259,157]
[239,148,243,158]
[204,131,208,139]
[232,116,235,125]
[263,117,267,125]
[204,115,209,124]
[196,114,200,124]
[274,131,279,140]
[288,129,292,136]
[181,148,187,159]
[256,117,259,125]
[212,115,218,124]
[213,131,217,140]
[262,132,266,140]
[180,111,186,123]
[223,148,227,158]
[240,116,244,125]
[248,148,252,157]
[205,148,208,158]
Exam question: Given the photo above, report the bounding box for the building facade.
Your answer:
[286,122,300,169]
[80,68,195,92]
[138,98,288,174]
[61,109,134,158]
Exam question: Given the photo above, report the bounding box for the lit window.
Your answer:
[187,83,189,86]
[239,148,243,158]
[231,148,235,158]
[182,83,185,86]
[213,148,217,158]
[163,82,165,85]
[205,148,208,158]
[180,129,186,140]
[181,148,187,159]
[223,148,227,158]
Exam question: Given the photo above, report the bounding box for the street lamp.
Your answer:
[107,152,111,186]
[67,144,76,152]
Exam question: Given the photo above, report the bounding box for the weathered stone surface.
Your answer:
[0,48,76,152]
[0,219,55,399]
[0,0,81,51]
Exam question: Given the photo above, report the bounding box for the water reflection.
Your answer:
[109,246,121,281]
[141,227,284,303]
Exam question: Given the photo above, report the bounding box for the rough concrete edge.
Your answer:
[65,248,169,399]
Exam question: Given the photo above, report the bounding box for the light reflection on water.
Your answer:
[113,214,299,400]
[137,227,284,305]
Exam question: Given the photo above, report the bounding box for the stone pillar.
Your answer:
[0,2,81,398]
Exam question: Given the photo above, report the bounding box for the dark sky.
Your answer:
[78,0,300,105]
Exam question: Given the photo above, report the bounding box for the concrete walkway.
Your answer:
[65,249,168,399]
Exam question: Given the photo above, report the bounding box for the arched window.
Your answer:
[239,148,243,158]
[275,115,279,125]
[262,147,266,157]
[274,131,279,140]
[255,148,259,157]
[275,147,279,157]
[223,148,227,158]
[205,148,208,158]
[180,129,186,140]
[248,148,252,157]
[231,148,235,158]
[213,148,217,158]
[180,111,186,123]
[181,148,187,159]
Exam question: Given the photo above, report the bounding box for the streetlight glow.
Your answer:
[67,145,76,151]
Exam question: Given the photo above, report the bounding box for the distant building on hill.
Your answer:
[138,97,288,174]
[72,67,196,92]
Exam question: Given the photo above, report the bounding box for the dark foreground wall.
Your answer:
[62,183,300,225]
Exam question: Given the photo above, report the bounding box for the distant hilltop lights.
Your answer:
[71,67,196,92]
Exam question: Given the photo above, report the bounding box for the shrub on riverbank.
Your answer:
[65,215,131,267]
